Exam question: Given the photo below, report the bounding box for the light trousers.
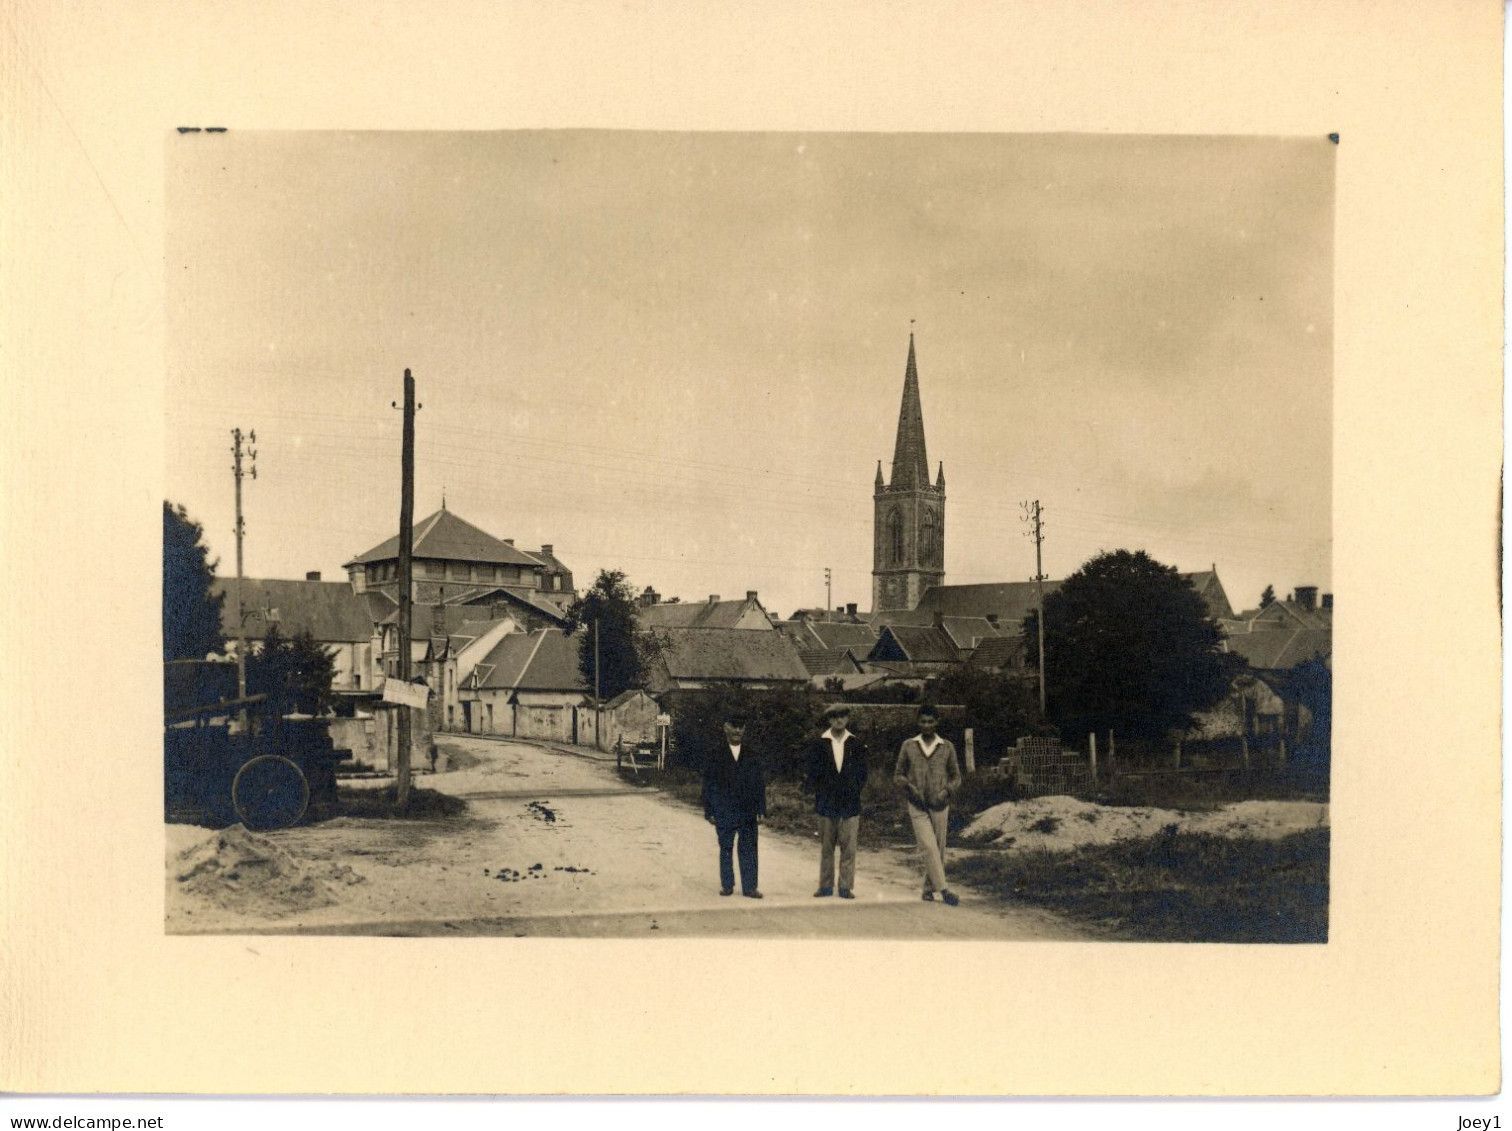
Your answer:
[818,815,859,891]
[905,801,950,893]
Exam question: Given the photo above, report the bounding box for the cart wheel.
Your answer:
[232,755,309,831]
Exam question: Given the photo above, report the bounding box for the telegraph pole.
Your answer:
[1022,499,1047,716]
[594,618,602,749]
[230,428,257,722]
[395,371,416,809]
[824,567,832,616]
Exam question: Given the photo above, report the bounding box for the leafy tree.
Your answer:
[562,569,662,701]
[664,684,817,777]
[1259,584,1277,609]
[163,501,225,661]
[931,665,1038,755]
[1023,549,1238,744]
[246,624,337,716]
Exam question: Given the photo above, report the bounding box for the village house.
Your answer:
[213,574,382,692]
[637,590,775,630]
[457,627,592,743]
[643,626,810,693]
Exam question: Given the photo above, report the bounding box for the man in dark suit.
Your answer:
[702,711,766,898]
[807,703,869,899]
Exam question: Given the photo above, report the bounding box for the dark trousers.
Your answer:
[716,821,759,893]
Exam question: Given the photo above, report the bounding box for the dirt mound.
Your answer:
[173,825,341,917]
[964,796,1328,854]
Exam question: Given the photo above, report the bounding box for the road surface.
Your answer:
[167,735,1086,939]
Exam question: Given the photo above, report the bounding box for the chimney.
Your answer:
[1322,593,1333,611]
[1294,586,1318,611]
[306,571,322,582]
[708,594,721,605]
[746,590,758,602]
[846,603,858,618]
[985,613,999,627]
[932,612,945,629]
[639,585,661,608]
[541,544,553,556]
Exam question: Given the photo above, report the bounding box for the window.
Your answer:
[921,509,937,565]
[424,560,445,579]
[887,508,904,564]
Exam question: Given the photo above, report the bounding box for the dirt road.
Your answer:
[167,735,1086,939]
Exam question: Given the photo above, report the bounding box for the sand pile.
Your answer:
[173,825,346,917]
[963,796,1328,854]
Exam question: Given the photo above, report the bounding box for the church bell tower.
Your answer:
[872,333,945,611]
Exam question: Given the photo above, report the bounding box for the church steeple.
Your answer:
[873,331,946,612]
[889,333,930,490]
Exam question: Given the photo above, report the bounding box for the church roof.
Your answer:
[344,508,543,568]
[887,334,932,490]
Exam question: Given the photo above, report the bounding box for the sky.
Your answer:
[165,131,1332,619]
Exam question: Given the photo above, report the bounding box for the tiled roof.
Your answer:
[914,581,1057,628]
[361,589,397,624]
[1179,571,1236,621]
[439,585,568,625]
[966,634,1026,669]
[214,578,375,643]
[1224,627,1331,671]
[1249,600,1332,631]
[796,647,863,677]
[651,627,809,682]
[638,598,768,630]
[871,624,959,664]
[345,508,543,568]
[937,616,1000,650]
[806,621,880,650]
[472,629,587,692]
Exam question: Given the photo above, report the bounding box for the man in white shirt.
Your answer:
[806,703,869,899]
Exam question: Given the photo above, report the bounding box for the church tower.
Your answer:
[873,333,946,611]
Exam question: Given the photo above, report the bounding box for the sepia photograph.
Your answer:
[164,130,1333,942]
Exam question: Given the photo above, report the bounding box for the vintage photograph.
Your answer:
[163,130,1332,941]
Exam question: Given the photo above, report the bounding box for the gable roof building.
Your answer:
[866,624,961,666]
[645,626,810,692]
[637,591,773,631]
[214,578,376,643]
[465,628,587,694]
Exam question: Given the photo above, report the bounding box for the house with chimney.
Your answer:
[458,627,593,742]
[213,575,382,692]
[344,505,575,618]
[637,590,774,631]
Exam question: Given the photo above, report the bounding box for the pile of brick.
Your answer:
[997,735,1091,796]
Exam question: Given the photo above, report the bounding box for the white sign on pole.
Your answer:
[382,679,430,708]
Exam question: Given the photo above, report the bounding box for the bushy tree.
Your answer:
[563,569,662,701]
[163,501,225,661]
[1259,584,1277,609]
[246,624,337,716]
[931,665,1038,755]
[664,684,818,778]
[1024,549,1238,743]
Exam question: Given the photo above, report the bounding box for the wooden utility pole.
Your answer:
[1022,499,1047,715]
[824,567,832,616]
[395,370,416,809]
[594,618,602,750]
[230,427,257,725]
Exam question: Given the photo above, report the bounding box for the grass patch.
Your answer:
[1090,769,1328,811]
[337,784,469,821]
[953,827,1329,943]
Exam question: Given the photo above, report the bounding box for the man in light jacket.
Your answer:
[892,704,962,906]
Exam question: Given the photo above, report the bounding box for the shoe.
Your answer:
[813,887,833,898]
[742,890,764,899]
[838,889,854,899]
[941,890,960,906]
[720,888,734,897]
[922,891,935,902]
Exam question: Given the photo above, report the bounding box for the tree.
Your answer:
[1024,549,1238,743]
[163,501,225,661]
[1260,584,1277,608]
[562,569,662,701]
[931,665,1038,753]
[245,624,337,716]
